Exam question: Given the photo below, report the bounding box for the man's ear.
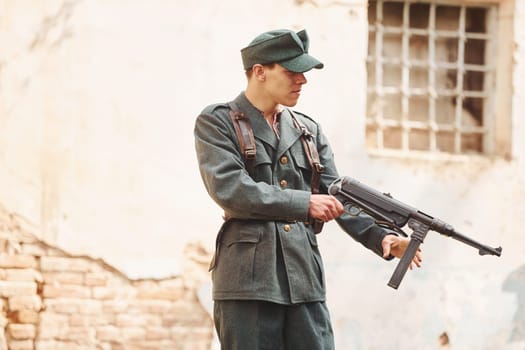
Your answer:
[252,64,266,81]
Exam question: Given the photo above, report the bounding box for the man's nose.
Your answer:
[296,73,307,84]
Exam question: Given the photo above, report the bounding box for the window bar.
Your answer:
[454,5,467,153]
[428,3,437,152]
[375,0,385,150]
[401,2,410,151]
[483,6,496,154]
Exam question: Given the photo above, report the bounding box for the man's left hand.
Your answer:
[381,235,422,269]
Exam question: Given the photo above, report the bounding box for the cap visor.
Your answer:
[280,53,324,73]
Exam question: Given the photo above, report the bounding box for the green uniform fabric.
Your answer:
[214,300,334,350]
[241,29,324,73]
[194,92,392,305]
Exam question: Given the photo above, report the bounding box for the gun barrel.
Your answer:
[405,215,501,257]
[444,228,502,256]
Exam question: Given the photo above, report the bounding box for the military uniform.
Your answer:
[194,93,392,348]
[194,28,394,350]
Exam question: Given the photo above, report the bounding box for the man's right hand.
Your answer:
[308,194,344,222]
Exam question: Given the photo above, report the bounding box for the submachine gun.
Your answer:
[328,176,502,290]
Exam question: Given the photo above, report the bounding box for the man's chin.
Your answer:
[281,100,299,107]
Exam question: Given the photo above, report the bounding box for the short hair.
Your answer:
[245,63,276,79]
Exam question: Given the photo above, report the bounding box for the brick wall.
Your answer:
[0,204,214,350]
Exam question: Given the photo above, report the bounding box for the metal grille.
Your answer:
[366,0,496,155]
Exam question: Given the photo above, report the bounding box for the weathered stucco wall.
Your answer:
[1,0,524,349]
[0,203,213,349]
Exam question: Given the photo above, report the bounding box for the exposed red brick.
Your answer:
[5,339,34,350]
[7,296,42,312]
[0,281,37,297]
[6,323,36,340]
[4,268,42,282]
[0,254,36,269]
[84,272,108,286]
[8,310,39,324]
[41,284,90,299]
[40,257,93,273]
[0,208,214,350]
[41,272,83,285]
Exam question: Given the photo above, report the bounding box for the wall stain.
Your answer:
[503,264,525,341]
[30,0,81,51]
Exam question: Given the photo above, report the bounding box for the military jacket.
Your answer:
[194,92,390,304]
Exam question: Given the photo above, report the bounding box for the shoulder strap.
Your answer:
[288,110,325,194]
[227,103,325,233]
[228,102,256,176]
[288,109,325,234]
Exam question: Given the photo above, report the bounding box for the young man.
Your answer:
[194,29,422,350]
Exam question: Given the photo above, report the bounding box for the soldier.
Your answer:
[194,28,422,350]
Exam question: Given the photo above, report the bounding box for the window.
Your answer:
[366,0,510,157]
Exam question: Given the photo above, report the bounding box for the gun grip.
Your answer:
[387,238,421,289]
[313,219,324,234]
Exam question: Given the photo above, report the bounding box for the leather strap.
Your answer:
[227,103,325,233]
[289,111,325,195]
[228,102,256,176]
[289,110,325,234]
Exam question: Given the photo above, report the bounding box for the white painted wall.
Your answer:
[1,0,523,348]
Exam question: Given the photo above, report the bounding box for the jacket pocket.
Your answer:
[213,224,262,292]
[306,228,324,288]
[289,145,313,189]
[252,146,273,182]
[290,145,311,170]
[223,227,261,246]
[306,228,318,247]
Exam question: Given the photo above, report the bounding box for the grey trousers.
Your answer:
[213,300,335,350]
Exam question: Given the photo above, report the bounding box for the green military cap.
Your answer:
[241,29,324,73]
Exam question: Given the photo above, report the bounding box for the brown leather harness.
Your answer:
[228,101,325,233]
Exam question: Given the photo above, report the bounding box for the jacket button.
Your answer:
[280,180,287,188]
[280,156,288,165]
[283,224,291,232]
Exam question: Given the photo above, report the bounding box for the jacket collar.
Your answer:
[232,93,303,156]
[233,92,278,149]
[277,108,302,159]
